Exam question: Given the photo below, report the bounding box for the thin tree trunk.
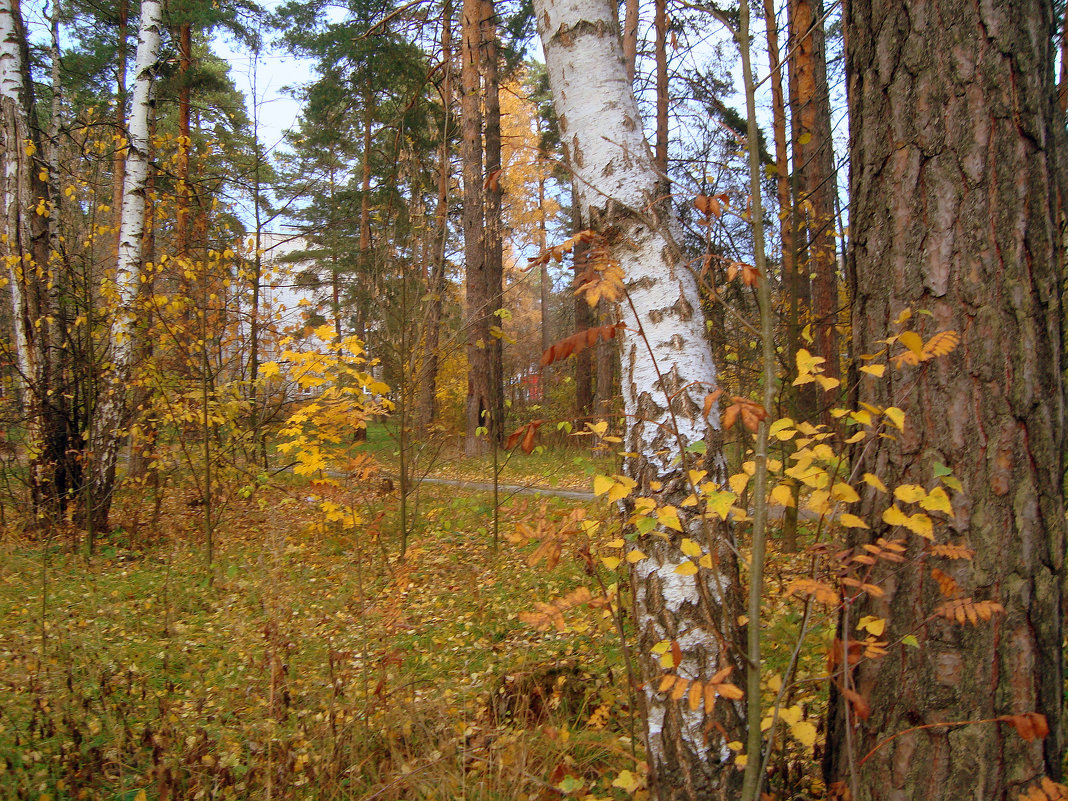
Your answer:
[535,0,744,796]
[417,0,452,436]
[460,0,488,456]
[86,0,163,531]
[175,21,191,261]
[653,0,669,196]
[481,0,504,445]
[623,0,638,82]
[571,198,593,421]
[825,1,1065,797]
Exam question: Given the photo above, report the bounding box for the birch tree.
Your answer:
[534,0,743,796]
[86,0,164,530]
[1,0,79,521]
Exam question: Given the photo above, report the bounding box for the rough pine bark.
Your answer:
[534,0,744,797]
[481,0,504,444]
[416,0,452,437]
[460,0,489,456]
[788,0,838,387]
[86,0,163,530]
[825,1,1065,798]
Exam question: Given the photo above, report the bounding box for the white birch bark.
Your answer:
[534,0,743,797]
[88,0,163,528]
[1,0,37,387]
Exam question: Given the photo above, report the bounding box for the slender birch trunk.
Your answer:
[1,0,75,522]
[86,0,163,531]
[535,1,744,796]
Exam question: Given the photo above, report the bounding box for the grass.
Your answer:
[360,422,617,491]
[0,481,640,801]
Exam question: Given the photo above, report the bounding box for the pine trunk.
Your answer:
[481,0,504,445]
[416,0,452,437]
[789,0,838,389]
[535,1,744,797]
[461,0,488,456]
[825,1,1065,797]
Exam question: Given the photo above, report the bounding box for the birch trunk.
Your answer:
[86,0,162,530]
[1,0,77,521]
[535,1,743,796]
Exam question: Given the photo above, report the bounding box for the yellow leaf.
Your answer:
[586,420,609,437]
[688,469,708,486]
[675,561,698,576]
[680,538,702,557]
[593,475,614,497]
[612,770,640,792]
[729,472,749,495]
[894,484,927,504]
[608,475,636,503]
[860,364,886,378]
[601,556,621,570]
[770,483,796,508]
[791,720,818,749]
[626,549,648,563]
[831,483,860,503]
[839,513,869,529]
[768,417,795,440]
[857,615,886,636]
[816,375,841,392]
[898,330,924,356]
[657,506,683,532]
[680,494,698,507]
[779,705,803,726]
[699,553,714,569]
[884,407,906,430]
[904,512,934,540]
[920,486,954,516]
[893,308,912,326]
[863,473,888,493]
[259,361,281,379]
[882,505,910,528]
[607,538,625,548]
[844,431,867,444]
[795,348,824,377]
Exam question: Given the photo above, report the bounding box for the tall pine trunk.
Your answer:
[825,1,1064,797]
[789,0,838,390]
[460,0,488,456]
[535,0,744,796]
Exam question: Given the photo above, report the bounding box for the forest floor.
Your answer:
[0,435,828,801]
[0,452,644,801]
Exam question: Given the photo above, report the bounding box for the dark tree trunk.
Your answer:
[825,1,1065,798]
[417,0,452,437]
[481,0,504,445]
[460,0,488,456]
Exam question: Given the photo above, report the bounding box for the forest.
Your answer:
[0,0,1064,799]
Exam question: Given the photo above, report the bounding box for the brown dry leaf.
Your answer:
[929,567,962,598]
[935,598,1004,625]
[787,578,839,606]
[688,680,704,711]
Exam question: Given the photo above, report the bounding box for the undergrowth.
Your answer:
[0,484,635,801]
